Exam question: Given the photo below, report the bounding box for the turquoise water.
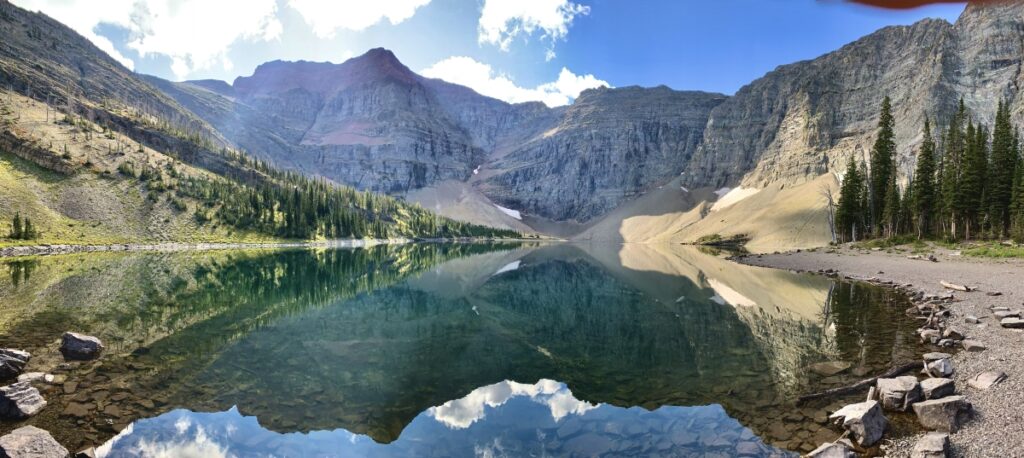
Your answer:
[0,243,924,456]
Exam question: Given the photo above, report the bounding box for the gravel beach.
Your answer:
[737,245,1024,457]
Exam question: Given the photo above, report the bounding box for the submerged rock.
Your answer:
[0,349,30,381]
[809,361,852,377]
[877,376,922,411]
[912,395,971,432]
[829,400,887,447]
[0,426,69,458]
[911,432,950,458]
[59,332,104,360]
[920,378,955,400]
[0,381,46,419]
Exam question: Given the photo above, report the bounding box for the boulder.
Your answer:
[829,400,887,447]
[0,349,30,380]
[961,340,986,352]
[912,395,972,432]
[807,442,856,458]
[967,371,1007,390]
[911,432,949,458]
[877,376,922,411]
[964,315,980,324]
[920,378,955,400]
[999,317,1024,328]
[922,352,951,362]
[925,358,954,378]
[0,426,69,458]
[941,328,965,340]
[59,332,103,360]
[0,381,46,419]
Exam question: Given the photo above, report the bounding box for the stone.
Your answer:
[59,332,104,360]
[0,426,69,458]
[0,381,46,419]
[828,400,887,447]
[912,396,972,432]
[75,447,97,458]
[920,378,955,400]
[999,317,1024,328]
[0,349,30,380]
[964,315,979,324]
[922,352,951,362]
[877,376,922,411]
[941,328,965,340]
[967,371,1007,390]
[911,432,949,458]
[925,358,954,378]
[807,442,856,458]
[961,340,986,352]
[919,329,941,342]
[809,361,853,377]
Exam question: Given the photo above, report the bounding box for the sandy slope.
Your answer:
[406,180,534,233]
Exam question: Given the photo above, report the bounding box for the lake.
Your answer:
[0,243,925,456]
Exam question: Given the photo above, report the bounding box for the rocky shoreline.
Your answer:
[0,239,413,259]
[735,245,1024,457]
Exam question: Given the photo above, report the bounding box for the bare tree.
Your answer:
[820,183,837,244]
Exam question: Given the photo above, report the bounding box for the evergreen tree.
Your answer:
[10,213,22,239]
[868,96,897,235]
[960,122,988,239]
[941,100,967,239]
[988,100,1018,236]
[835,156,865,242]
[912,119,937,238]
[882,172,900,238]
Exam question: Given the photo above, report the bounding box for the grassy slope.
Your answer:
[0,91,277,246]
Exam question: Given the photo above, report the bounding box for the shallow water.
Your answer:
[0,243,925,456]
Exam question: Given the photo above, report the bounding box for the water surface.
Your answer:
[0,243,924,456]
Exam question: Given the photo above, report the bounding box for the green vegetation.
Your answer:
[962,243,1024,258]
[694,233,749,247]
[836,97,1024,248]
[7,213,38,240]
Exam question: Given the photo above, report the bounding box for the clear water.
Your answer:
[0,243,924,456]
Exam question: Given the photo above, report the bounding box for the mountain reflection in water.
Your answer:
[98,379,791,457]
[0,242,923,455]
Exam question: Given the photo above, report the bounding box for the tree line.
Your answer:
[835,97,1024,243]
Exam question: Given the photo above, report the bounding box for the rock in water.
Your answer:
[59,332,104,360]
[809,361,853,377]
[925,358,954,378]
[807,442,856,458]
[967,371,1007,390]
[912,396,972,432]
[920,378,955,400]
[911,432,950,458]
[877,376,922,411]
[0,382,46,419]
[829,400,888,447]
[0,426,69,458]
[0,349,30,380]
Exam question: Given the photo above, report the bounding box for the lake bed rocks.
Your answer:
[877,376,922,411]
[828,400,887,447]
[924,359,954,378]
[807,440,856,458]
[808,361,852,377]
[0,349,30,380]
[960,339,986,352]
[60,332,104,360]
[911,432,949,458]
[0,426,69,458]
[0,381,46,419]
[912,396,972,432]
[966,371,1006,390]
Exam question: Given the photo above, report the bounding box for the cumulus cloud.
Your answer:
[421,56,608,107]
[12,0,282,79]
[288,0,432,38]
[427,379,597,429]
[478,0,589,58]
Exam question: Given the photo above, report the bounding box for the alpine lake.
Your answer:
[0,242,927,457]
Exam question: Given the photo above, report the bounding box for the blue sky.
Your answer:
[13,0,965,106]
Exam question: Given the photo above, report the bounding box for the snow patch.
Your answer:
[473,166,480,175]
[494,204,522,220]
[494,260,521,275]
[707,278,757,307]
[710,187,759,212]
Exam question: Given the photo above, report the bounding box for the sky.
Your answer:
[12,0,966,107]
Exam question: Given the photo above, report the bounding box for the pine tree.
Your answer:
[988,100,1017,237]
[912,119,937,238]
[835,156,865,242]
[869,96,897,235]
[882,171,900,238]
[960,122,988,239]
[941,100,967,239]
[10,213,22,239]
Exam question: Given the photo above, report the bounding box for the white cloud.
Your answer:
[421,56,608,107]
[12,0,282,79]
[427,379,597,429]
[288,0,432,38]
[478,0,589,57]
